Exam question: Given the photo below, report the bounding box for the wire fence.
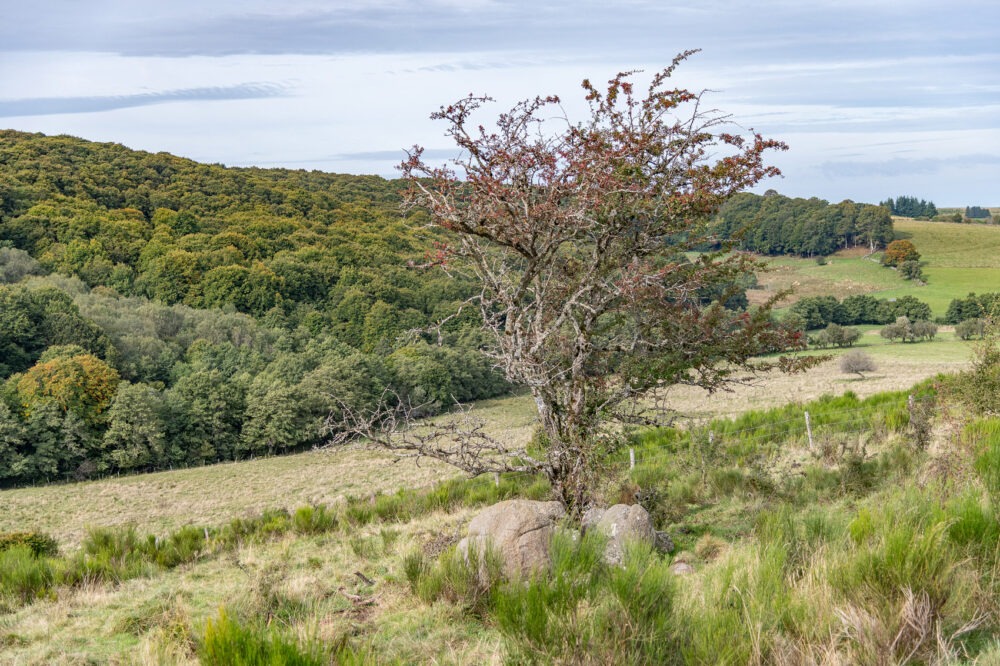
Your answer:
[623,398,915,473]
[486,396,918,484]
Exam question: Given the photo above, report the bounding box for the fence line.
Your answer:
[485,396,914,478]
[627,400,913,471]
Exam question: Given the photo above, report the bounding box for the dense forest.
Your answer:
[709,192,894,257]
[0,131,509,486]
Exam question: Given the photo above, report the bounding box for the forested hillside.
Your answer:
[0,131,507,486]
[0,132,899,488]
[711,191,894,256]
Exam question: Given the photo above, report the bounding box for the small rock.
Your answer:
[654,530,674,554]
[581,506,606,531]
[590,503,655,566]
[670,561,695,575]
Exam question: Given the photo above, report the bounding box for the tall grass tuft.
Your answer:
[408,544,503,616]
[292,504,338,534]
[199,607,334,666]
[489,531,679,664]
[0,545,57,605]
[65,525,153,584]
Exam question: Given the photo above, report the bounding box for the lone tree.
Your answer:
[840,350,876,379]
[338,53,813,510]
[882,239,920,267]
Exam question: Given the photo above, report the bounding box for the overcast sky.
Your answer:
[1,1,997,205]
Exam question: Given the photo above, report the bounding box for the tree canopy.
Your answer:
[353,55,815,509]
[880,195,937,218]
[711,192,894,256]
[0,132,515,487]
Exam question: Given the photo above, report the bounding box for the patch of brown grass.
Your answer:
[664,355,966,420]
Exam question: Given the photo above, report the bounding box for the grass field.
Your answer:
[751,218,1000,317]
[666,327,971,418]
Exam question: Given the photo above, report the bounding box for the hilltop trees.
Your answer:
[347,54,815,510]
[711,193,893,257]
[881,196,937,218]
[965,206,991,220]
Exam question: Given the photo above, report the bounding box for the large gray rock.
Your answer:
[457,499,566,579]
[582,503,656,565]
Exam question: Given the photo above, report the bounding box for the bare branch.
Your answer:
[326,389,546,477]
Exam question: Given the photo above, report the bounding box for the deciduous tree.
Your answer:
[882,239,920,267]
[341,54,814,510]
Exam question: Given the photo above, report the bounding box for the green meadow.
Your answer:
[757,218,1000,318]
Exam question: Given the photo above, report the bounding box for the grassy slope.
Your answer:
[752,218,1000,317]
[7,380,1000,663]
[3,222,998,663]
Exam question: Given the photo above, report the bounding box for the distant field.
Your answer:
[937,207,1000,219]
[667,327,971,419]
[750,217,1000,317]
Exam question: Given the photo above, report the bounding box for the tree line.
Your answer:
[787,294,932,330]
[879,196,938,219]
[709,192,894,257]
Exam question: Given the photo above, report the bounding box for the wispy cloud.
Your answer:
[820,154,1000,178]
[0,82,290,118]
[336,148,458,161]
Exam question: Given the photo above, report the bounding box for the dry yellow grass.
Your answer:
[0,507,500,665]
[664,354,965,420]
[0,448,449,547]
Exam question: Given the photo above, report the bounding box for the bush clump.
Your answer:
[0,531,59,557]
[840,350,877,378]
[0,546,58,605]
[199,607,344,666]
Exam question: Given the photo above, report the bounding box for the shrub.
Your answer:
[410,544,504,615]
[151,525,208,568]
[403,550,431,593]
[217,509,292,547]
[972,422,1000,512]
[199,608,334,666]
[912,319,937,341]
[956,318,986,340]
[0,546,57,605]
[811,323,862,348]
[66,525,152,584]
[899,259,925,281]
[492,532,677,664]
[291,505,338,535]
[952,321,1000,413]
[0,531,59,557]
[840,350,876,378]
[880,316,936,342]
[882,239,920,267]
